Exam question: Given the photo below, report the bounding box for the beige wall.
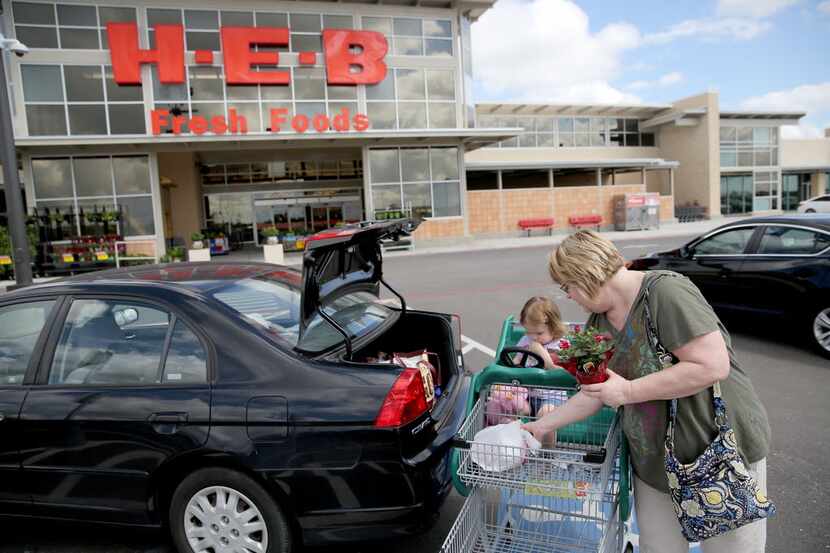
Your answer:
[780,139,830,168]
[656,92,719,217]
[466,146,663,164]
[157,152,202,246]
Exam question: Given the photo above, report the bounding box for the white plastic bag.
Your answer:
[470,420,542,472]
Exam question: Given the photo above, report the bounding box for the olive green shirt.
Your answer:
[588,270,771,493]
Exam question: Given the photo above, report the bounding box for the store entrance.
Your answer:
[253,193,362,250]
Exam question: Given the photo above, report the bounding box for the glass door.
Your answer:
[204,193,255,245]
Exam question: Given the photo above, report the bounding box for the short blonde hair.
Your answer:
[548,230,625,298]
[520,296,566,340]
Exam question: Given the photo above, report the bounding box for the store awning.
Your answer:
[14,128,521,154]
[782,165,830,172]
[465,158,680,171]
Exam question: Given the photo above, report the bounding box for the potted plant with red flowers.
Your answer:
[556,325,614,385]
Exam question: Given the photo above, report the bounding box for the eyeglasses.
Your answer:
[559,282,570,294]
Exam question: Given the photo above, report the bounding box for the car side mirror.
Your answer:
[113,307,139,328]
[681,245,694,258]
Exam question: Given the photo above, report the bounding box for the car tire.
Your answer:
[809,306,830,359]
[169,467,292,553]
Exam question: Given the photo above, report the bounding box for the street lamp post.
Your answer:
[0,33,33,287]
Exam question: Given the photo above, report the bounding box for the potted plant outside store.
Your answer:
[261,227,284,265]
[188,232,210,262]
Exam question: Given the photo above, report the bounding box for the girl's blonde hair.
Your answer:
[520,296,566,340]
[548,230,625,299]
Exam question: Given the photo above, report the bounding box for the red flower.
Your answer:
[559,338,571,350]
[574,324,582,333]
[594,334,605,343]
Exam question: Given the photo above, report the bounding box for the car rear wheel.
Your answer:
[810,307,830,358]
[170,468,292,553]
[805,209,816,213]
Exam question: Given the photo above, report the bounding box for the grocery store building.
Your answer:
[2,0,830,268]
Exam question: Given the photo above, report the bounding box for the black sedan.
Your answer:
[0,221,467,553]
[629,214,830,358]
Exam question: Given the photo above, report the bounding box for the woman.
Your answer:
[522,230,771,553]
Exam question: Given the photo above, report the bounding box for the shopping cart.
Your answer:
[440,316,633,553]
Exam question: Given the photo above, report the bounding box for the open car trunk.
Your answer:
[352,308,461,400]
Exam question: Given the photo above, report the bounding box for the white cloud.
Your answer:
[642,18,772,45]
[626,72,684,91]
[717,0,800,19]
[819,1,830,15]
[471,0,642,103]
[740,82,830,140]
[740,82,830,113]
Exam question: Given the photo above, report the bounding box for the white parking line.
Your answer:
[461,335,496,358]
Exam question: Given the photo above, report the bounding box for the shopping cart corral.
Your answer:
[440,316,632,553]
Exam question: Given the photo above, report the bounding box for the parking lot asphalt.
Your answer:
[2,233,829,552]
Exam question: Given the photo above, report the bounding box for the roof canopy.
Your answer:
[720,111,805,122]
[476,102,672,119]
[296,0,496,21]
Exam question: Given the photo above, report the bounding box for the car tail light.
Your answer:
[375,367,430,428]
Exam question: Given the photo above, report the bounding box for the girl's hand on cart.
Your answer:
[579,369,633,408]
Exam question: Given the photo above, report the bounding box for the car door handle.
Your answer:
[149,412,189,424]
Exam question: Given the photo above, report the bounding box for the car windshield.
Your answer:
[210,277,393,351]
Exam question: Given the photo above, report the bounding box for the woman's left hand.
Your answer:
[580,369,634,408]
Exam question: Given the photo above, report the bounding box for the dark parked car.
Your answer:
[0,221,467,553]
[629,214,830,358]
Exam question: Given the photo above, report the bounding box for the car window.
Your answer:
[50,299,171,385]
[162,320,207,383]
[693,227,755,255]
[212,277,302,346]
[0,301,55,385]
[757,226,830,255]
[297,291,394,353]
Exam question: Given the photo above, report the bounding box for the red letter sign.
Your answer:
[221,27,290,85]
[107,22,185,84]
[322,30,388,85]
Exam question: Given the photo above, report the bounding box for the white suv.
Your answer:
[798,195,830,213]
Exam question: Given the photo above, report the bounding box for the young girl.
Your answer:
[486,297,566,443]
[515,296,567,371]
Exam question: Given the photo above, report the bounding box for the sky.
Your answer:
[470,0,830,138]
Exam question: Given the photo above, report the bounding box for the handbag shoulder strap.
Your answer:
[641,274,728,449]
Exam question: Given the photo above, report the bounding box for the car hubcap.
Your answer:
[184,485,268,553]
[814,308,830,352]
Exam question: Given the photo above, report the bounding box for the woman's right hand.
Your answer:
[521,420,547,442]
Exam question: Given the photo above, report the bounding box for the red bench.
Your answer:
[518,217,555,236]
[568,214,603,230]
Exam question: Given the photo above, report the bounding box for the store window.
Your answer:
[31,155,155,240]
[719,125,779,169]
[477,116,654,149]
[12,2,137,50]
[21,64,145,137]
[362,16,453,57]
[720,175,753,215]
[369,147,460,219]
[753,171,779,211]
[366,69,456,130]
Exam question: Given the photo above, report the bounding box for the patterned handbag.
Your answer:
[643,277,776,542]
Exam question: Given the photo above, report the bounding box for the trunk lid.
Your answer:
[299,220,418,353]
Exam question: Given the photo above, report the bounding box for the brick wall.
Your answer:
[467,191,503,234]
[503,189,555,232]
[412,217,465,240]
[553,186,602,230]
[659,196,675,221]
